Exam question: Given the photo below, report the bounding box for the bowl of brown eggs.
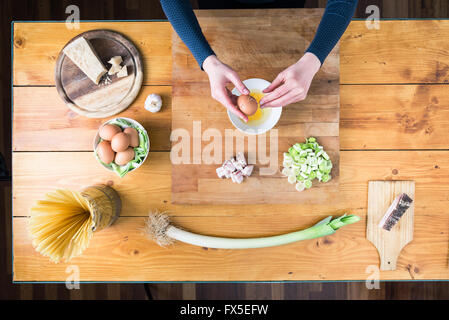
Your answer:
[93,117,150,178]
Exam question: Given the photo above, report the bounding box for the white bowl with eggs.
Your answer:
[228,78,283,135]
[93,117,150,177]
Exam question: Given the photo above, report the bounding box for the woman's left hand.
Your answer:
[260,52,321,109]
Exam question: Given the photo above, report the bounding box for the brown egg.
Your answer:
[111,132,130,152]
[124,127,139,148]
[237,95,258,116]
[96,140,115,164]
[114,147,135,166]
[99,124,122,141]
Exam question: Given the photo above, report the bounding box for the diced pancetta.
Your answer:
[216,153,252,184]
[216,167,226,179]
[236,152,247,167]
[242,165,254,177]
[231,171,244,184]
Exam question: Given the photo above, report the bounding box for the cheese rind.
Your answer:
[63,37,107,85]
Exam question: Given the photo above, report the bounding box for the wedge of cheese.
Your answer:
[117,65,128,78]
[63,37,107,85]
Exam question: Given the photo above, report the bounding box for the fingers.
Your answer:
[260,91,305,109]
[259,84,290,106]
[213,88,248,122]
[228,104,248,123]
[263,73,284,93]
[227,88,239,105]
[228,71,249,95]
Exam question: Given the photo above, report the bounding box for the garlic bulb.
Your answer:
[145,94,163,113]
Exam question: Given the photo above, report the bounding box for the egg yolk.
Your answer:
[247,91,264,122]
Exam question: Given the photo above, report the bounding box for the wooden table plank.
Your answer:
[13,84,449,151]
[13,86,172,152]
[13,212,449,281]
[13,20,449,86]
[341,20,449,84]
[13,151,449,218]
[340,84,449,149]
[13,22,172,86]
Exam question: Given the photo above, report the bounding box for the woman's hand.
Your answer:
[260,52,321,109]
[203,55,250,122]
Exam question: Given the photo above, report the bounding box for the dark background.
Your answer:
[1,0,449,300]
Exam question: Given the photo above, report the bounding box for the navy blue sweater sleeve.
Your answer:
[306,0,358,65]
[160,0,215,69]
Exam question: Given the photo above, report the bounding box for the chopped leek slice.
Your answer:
[281,167,291,176]
[288,175,297,184]
[303,179,312,189]
[282,137,333,192]
[295,182,305,192]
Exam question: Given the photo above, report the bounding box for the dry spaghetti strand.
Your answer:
[28,190,94,263]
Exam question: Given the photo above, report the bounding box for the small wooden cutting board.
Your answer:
[367,181,415,271]
[55,29,143,118]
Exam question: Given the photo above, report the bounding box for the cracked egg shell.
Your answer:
[237,95,258,116]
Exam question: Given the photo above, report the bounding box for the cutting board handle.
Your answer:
[369,238,411,271]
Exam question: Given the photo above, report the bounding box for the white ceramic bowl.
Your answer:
[93,117,150,175]
[228,78,282,135]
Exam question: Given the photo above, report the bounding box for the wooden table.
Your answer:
[12,10,449,282]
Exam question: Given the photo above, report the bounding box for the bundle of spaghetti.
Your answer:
[28,189,95,263]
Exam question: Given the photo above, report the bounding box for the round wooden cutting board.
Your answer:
[55,30,143,118]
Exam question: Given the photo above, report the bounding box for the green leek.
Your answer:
[144,212,360,249]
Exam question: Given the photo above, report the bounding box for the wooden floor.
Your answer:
[2,0,449,300]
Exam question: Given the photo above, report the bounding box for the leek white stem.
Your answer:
[144,212,360,249]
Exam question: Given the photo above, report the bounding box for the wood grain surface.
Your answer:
[12,151,449,280]
[367,181,415,271]
[12,151,449,218]
[12,16,449,281]
[340,84,449,149]
[13,84,449,151]
[172,9,340,204]
[340,20,449,84]
[55,30,143,118]
[13,20,449,85]
[13,211,449,281]
[13,86,172,151]
[13,22,171,85]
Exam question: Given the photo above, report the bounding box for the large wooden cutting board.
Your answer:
[55,29,143,118]
[172,9,340,204]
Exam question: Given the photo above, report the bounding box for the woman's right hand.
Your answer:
[203,55,250,122]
